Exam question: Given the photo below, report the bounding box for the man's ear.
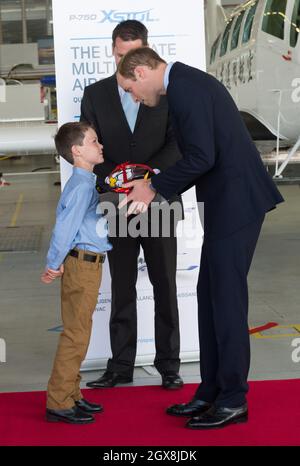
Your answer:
[134,66,146,80]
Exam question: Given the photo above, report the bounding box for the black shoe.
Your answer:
[186,404,248,429]
[46,406,95,424]
[161,371,184,390]
[86,371,133,388]
[166,399,212,417]
[75,398,104,414]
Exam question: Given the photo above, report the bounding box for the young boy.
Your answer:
[41,122,112,424]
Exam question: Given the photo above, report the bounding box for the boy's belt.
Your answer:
[69,249,106,263]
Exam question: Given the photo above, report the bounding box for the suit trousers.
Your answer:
[106,216,180,377]
[194,215,265,408]
[47,252,103,410]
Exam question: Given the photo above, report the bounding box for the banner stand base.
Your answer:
[80,352,199,372]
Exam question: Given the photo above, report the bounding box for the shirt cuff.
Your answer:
[46,262,61,271]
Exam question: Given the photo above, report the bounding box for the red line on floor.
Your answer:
[249,322,278,335]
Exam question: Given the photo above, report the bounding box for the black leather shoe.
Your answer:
[46,406,95,424]
[161,372,184,390]
[186,404,248,429]
[86,371,133,388]
[75,398,103,414]
[166,399,212,417]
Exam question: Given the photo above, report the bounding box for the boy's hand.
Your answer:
[48,264,64,278]
[41,271,54,284]
[41,265,64,284]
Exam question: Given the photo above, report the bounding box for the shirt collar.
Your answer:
[118,84,125,99]
[73,166,96,181]
[163,62,174,91]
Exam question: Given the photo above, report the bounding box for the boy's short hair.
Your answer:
[54,121,92,164]
[117,47,166,80]
[112,20,148,47]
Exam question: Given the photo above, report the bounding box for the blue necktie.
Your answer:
[122,92,139,133]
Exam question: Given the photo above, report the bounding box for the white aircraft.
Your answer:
[0,78,56,157]
[0,43,57,158]
[206,0,300,177]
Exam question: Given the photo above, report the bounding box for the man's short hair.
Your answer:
[112,20,148,47]
[54,121,92,165]
[117,47,166,80]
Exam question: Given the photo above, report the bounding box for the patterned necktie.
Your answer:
[121,91,139,133]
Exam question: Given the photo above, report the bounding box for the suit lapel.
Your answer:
[105,75,133,135]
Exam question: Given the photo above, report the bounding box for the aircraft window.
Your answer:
[290,0,300,47]
[210,35,221,64]
[242,1,259,43]
[261,0,287,40]
[220,19,234,56]
[231,10,246,50]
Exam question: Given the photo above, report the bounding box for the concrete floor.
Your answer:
[0,155,300,393]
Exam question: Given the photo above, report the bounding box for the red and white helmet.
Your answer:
[105,162,160,194]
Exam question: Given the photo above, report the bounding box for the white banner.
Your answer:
[52,0,206,370]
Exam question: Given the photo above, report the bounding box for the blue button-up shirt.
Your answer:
[118,84,139,132]
[46,167,112,270]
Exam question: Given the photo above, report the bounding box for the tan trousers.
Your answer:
[47,251,103,410]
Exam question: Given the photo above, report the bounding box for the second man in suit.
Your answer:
[81,21,184,389]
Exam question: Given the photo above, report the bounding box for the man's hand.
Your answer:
[41,264,64,284]
[118,179,156,216]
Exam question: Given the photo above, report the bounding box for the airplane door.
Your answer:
[283,0,300,139]
[257,0,299,140]
[277,0,300,140]
[288,0,300,65]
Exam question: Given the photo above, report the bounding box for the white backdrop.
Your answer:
[52,0,206,370]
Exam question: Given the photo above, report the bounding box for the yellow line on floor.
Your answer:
[10,193,24,227]
[252,324,300,339]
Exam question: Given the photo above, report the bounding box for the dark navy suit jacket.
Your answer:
[151,62,284,240]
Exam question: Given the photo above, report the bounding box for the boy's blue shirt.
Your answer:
[46,166,112,270]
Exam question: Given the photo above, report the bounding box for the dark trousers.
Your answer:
[194,216,264,408]
[106,229,180,377]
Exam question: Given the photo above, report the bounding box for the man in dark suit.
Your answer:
[80,21,184,390]
[117,47,284,429]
